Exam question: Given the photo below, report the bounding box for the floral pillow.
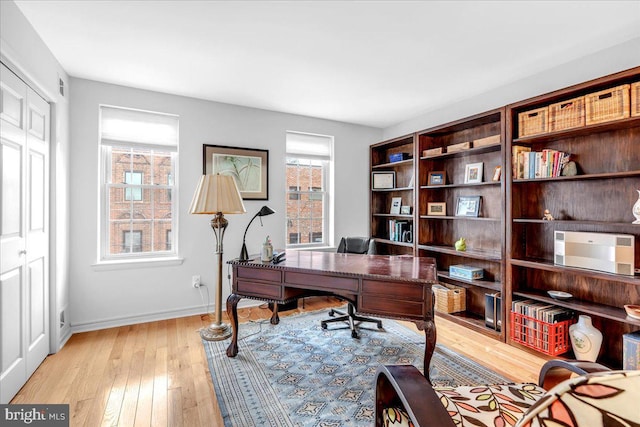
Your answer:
[516,370,640,427]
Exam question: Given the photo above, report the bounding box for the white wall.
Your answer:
[383,37,640,139]
[1,0,71,350]
[69,78,381,331]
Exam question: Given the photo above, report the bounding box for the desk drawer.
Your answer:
[237,266,282,283]
[285,271,359,293]
[236,280,281,299]
[362,280,424,300]
[360,295,424,318]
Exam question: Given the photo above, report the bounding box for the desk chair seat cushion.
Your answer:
[381,370,640,427]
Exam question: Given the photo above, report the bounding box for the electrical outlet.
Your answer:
[192,275,201,288]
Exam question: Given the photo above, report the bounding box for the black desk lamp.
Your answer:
[239,205,275,261]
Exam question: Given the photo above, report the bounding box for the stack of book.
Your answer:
[512,145,571,179]
[388,220,411,242]
[511,299,574,354]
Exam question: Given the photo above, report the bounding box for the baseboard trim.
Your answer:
[70,299,263,334]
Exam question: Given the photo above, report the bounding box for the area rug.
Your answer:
[203,308,509,427]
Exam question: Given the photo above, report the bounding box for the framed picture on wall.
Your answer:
[203,144,269,200]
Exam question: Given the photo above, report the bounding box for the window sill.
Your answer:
[92,256,184,271]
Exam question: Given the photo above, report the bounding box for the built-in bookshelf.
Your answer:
[369,134,415,255]
[368,66,640,367]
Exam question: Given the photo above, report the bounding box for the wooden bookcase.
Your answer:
[506,67,640,367]
[369,66,640,367]
[369,134,415,255]
[415,108,506,339]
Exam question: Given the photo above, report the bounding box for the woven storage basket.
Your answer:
[585,84,630,125]
[632,82,640,118]
[518,106,548,138]
[433,283,466,314]
[549,96,585,132]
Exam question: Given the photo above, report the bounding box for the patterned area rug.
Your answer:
[203,308,509,427]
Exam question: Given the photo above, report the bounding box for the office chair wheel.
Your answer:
[328,309,335,317]
[321,322,327,329]
[351,330,359,339]
[376,320,383,329]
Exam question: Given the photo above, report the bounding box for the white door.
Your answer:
[0,62,50,403]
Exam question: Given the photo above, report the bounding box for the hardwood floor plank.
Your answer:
[11,297,548,426]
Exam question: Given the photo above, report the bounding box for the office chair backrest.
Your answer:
[337,237,376,255]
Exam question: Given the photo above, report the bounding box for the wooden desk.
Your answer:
[226,251,438,379]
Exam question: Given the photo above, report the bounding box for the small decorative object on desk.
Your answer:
[454,237,466,252]
[632,189,640,224]
[542,209,554,221]
[261,236,273,262]
[569,315,602,362]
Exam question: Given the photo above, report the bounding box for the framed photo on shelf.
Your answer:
[427,202,446,216]
[427,171,446,186]
[372,171,395,189]
[492,165,502,182]
[455,196,481,217]
[203,144,269,200]
[464,162,484,184]
[390,197,402,214]
[400,205,412,215]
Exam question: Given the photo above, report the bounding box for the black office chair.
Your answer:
[320,237,383,338]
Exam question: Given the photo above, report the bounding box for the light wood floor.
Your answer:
[11,297,548,426]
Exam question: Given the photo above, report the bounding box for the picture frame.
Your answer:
[400,205,412,215]
[203,144,269,200]
[372,171,396,189]
[455,196,482,217]
[427,202,446,216]
[464,162,484,184]
[390,197,402,214]
[492,165,502,182]
[427,171,446,186]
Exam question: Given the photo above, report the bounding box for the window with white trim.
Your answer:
[285,131,333,248]
[99,105,179,260]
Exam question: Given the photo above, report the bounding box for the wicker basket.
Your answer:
[518,107,548,138]
[549,96,585,132]
[632,82,640,118]
[585,84,630,125]
[433,283,466,314]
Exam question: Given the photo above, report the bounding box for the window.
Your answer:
[99,105,179,260]
[285,131,333,248]
[124,171,143,201]
[123,230,143,253]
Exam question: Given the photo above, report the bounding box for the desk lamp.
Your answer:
[239,205,275,261]
[190,174,246,341]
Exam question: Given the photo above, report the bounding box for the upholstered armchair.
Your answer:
[375,360,640,427]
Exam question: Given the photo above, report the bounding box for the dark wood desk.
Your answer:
[226,251,438,379]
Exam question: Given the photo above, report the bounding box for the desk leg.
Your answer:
[270,303,280,325]
[423,319,436,383]
[226,293,241,357]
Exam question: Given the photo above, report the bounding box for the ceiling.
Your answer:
[14,1,640,128]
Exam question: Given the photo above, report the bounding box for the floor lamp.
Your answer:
[190,174,246,341]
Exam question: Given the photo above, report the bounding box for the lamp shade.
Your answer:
[189,174,246,215]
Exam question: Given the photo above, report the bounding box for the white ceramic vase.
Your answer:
[633,189,640,224]
[569,315,602,362]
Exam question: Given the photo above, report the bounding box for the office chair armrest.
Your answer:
[538,359,611,389]
[375,365,456,427]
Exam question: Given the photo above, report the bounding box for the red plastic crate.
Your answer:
[510,311,573,356]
